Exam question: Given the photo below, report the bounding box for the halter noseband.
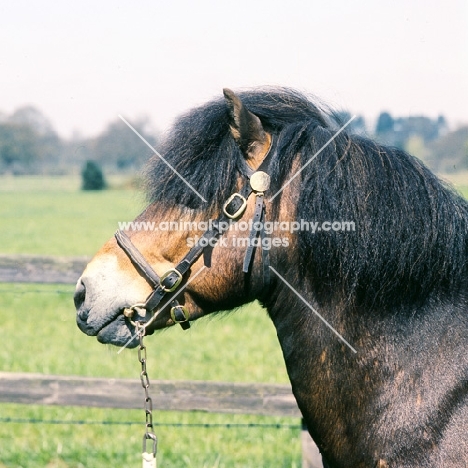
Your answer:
[114,141,275,333]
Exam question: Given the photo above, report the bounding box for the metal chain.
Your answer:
[136,323,158,468]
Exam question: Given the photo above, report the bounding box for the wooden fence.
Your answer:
[0,255,323,468]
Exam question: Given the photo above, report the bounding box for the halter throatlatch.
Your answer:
[115,140,275,333]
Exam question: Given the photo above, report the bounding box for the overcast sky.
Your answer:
[1,0,467,138]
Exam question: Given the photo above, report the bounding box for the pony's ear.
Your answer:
[223,88,271,164]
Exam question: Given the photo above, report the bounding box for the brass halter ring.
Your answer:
[123,303,148,326]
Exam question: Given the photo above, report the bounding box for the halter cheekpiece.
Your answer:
[114,140,276,333]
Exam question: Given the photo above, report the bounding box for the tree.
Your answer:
[375,112,394,134]
[91,117,158,172]
[0,106,62,174]
[9,105,55,136]
[81,160,106,190]
[0,105,159,175]
[425,126,468,173]
[0,123,38,174]
[335,112,367,135]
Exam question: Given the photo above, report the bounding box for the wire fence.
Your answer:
[0,417,300,429]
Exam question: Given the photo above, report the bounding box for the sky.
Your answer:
[1,0,467,138]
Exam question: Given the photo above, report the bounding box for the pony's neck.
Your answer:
[265,281,468,467]
[266,292,362,464]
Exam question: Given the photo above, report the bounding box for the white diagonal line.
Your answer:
[269,266,357,353]
[117,265,207,354]
[268,115,356,202]
[118,114,207,203]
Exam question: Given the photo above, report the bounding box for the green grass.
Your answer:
[438,171,468,199]
[0,176,144,256]
[457,185,468,198]
[0,405,300,468]
[0,176,298,467]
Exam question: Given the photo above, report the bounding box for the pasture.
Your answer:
[0,176,298,468]
[1,172,467,467]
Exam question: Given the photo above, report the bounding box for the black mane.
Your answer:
[145,87,330,212]
[145,88,468,309]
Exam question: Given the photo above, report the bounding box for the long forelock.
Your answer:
[144,87,331,213]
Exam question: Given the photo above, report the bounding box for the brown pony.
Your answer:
[75,88,468,467]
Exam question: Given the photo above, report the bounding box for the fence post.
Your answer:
[301,419,323,468]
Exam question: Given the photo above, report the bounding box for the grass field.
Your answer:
[0,175,145,255]
[2,173,468,467]
[0,176,297,468]
[439,171,468,198]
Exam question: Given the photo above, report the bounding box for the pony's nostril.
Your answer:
[74,279,86,310]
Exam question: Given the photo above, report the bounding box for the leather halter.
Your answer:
[114,141,275,332]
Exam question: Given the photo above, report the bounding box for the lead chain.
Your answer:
[136,323,158,468]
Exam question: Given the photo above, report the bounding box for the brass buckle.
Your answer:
[170,304,190,323]
[223,193,247,219]
[123,303,147,319]
[123,303,148,327]
[160,268,183,292]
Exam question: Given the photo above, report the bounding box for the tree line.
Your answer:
[374,112,468,173]
[0,106,158,176]
[1,105,467,176]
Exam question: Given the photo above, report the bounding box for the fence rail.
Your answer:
[0,371,322,467]
[0,254,88,284]
[0,255,323,467]
[0,372,300,417]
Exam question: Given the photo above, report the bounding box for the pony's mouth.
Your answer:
[77,306,163,349]
[74,274,174,347]
[96,313,140,348]
[76,306,140,348]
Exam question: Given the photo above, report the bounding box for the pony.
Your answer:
[74,87,468,467]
